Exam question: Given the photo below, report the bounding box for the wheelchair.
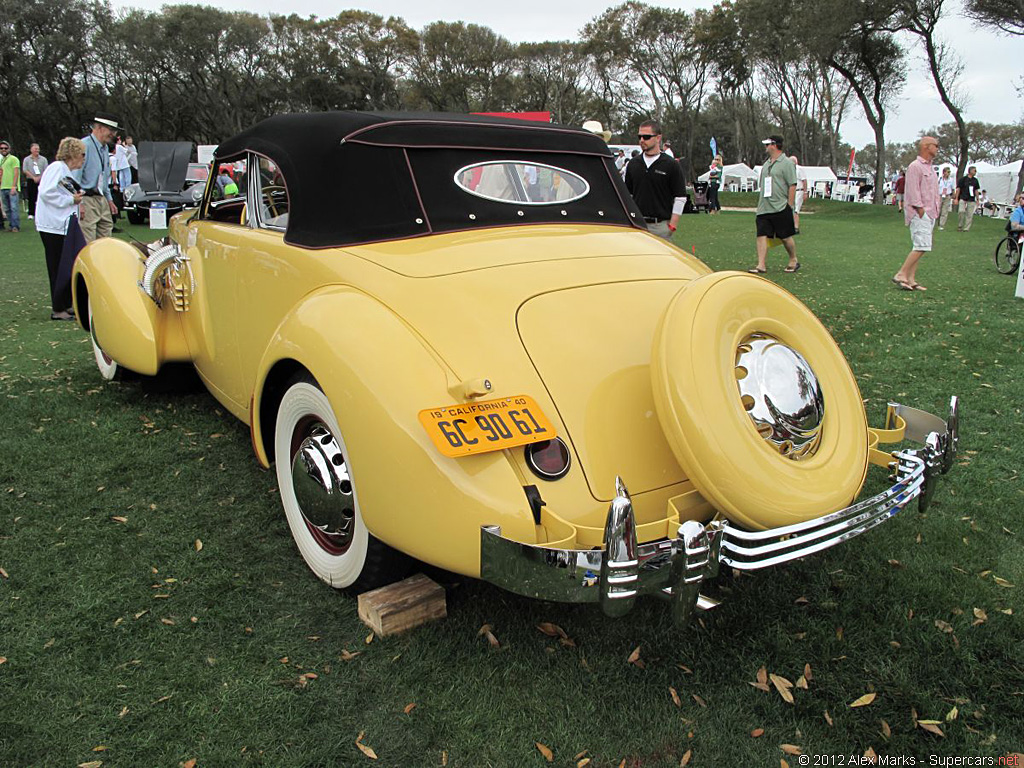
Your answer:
[995,230,1022,275]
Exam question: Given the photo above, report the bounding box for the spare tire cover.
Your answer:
[651,272,868,530]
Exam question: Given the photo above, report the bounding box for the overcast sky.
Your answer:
[115,0,1022,149]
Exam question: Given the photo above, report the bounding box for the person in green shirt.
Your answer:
[748,134,799,274]
[0,140,21,232]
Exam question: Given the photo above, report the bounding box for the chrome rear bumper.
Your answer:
[480,397,959,624]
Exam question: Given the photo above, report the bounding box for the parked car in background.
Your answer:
[72,112,959,624]
[122,141,207,224]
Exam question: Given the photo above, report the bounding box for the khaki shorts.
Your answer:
[909,213,934,251]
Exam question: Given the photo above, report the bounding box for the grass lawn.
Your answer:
[1,202,1022,767]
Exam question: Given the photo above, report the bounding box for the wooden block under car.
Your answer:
[357,574,447,636]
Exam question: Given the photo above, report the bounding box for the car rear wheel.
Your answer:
[127,210,146,225]
[652,272,869,531]
[274,374,409,592]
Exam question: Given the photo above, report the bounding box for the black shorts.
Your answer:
[756,207,796,239]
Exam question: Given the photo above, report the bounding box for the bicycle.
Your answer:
[995,233,1022,274]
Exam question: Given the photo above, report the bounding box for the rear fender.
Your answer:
[72,238,188,374]
[252,286,538,577]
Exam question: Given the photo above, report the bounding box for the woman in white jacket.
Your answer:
[36,137,85,320]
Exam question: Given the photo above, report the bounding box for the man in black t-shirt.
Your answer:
[624,119,687,240]
[953,166,981,232]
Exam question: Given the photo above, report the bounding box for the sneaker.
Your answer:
[939,226,944,230]
[27,215,33,219]
[10,228,18,233]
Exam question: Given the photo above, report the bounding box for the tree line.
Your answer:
[1,0,1021,202]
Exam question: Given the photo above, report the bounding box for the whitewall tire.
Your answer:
[274,376,407,592]
[89,302,123,381]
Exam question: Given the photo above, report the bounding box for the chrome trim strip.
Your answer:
[479,399,958,619]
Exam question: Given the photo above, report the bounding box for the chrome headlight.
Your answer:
[190,185,204,202]
[124,185,139,202]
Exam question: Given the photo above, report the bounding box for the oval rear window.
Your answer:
[455,161,590,205]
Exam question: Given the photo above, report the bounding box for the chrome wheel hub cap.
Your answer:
[735,334,825,459]
[291,423,355,550]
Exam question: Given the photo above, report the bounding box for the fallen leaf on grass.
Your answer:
[823,710,833,726]
[537,622,567,639]
[111,516,128,524]
[627,645,642,665]
[365,631,375,644]
[118,707,129,718]
[917,720,945,737]
[134,610,148,620]
[935,620,954,633]
[578,759,591,768]
[692,694,707,708]
[194,539,203,552]
[669,687,681,708]
[77,762,102,768]
[864,747,877,760]
[796,675,808,690]
[152,695,173,705]
[677,663,693,674]
[993,577,1014,588]
[476,624,499,648]
[680,749,692,766]
[850,693,876,708]
[403,703,417,714]
[770,674,794,704]
[92,746,108,751]
[946,706,958,721]
[535,742,554,762]
[750,666,770,692]
[161,618,175,626]
[881,720,891,738]
[803,663,812,682]
[780,744,802,755]
[794,596,809,605]
[0,567,9,579]
[574,750,589,760]
[43,638,54,649]
[751,728,765,738]
[183,760,197,768]
[355,731,378,759]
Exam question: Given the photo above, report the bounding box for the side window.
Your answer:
[204,157,248,224]
[257,157,289,230]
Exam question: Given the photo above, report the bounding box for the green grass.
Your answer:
[1,206,1023,767]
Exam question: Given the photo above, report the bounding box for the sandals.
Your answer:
[747,267,767,274]
[891,276,926,292]
[783,263,801,273]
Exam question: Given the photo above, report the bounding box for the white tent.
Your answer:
[977,160,1021,206]
[800,165,837,188]
[699,163,758,191]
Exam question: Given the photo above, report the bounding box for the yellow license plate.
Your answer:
[418,395,557,457]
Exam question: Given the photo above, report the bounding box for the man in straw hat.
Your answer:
[73,111,121,241]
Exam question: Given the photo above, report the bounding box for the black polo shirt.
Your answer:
[956,175,980,201]
[625,153,687,221]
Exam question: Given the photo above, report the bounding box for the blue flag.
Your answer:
[710,137,717,158]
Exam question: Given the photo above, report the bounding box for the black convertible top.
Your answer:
[213,111,644,248]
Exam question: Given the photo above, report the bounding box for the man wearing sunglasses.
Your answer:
[624,119,686,240]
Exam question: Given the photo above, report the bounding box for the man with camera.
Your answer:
[73,112,121,242]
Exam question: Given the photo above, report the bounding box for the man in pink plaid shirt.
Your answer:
[893,136,940,292]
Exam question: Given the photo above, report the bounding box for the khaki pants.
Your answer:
[79,195,113,242]
[646,220,673,240]
[957,200,977,232]
[938,197,952,228]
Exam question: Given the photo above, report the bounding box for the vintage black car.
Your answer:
[122,141,207,224]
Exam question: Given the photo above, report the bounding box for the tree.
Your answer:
[895,0,971,177]
[963,0,1024,35]
[799,0,906,202]
[407,22,516,112]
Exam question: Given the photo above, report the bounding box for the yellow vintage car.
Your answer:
[72,112,959,623]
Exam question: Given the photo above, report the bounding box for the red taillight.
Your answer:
[525,438,571,480]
